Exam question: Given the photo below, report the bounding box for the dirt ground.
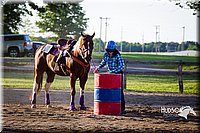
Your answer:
[2,89,200,133]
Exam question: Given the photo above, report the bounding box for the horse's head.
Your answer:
[75,32,95,63]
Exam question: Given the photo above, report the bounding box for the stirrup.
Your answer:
[54,63,59,71]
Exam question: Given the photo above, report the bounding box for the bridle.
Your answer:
[79,37,93,63]
[72,41,92,78]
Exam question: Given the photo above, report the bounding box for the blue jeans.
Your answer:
[115,71,125,112]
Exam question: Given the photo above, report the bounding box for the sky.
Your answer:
[14,0,197,43]
[80,0,197,43]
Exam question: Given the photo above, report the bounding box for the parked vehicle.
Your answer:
[1,34,33,57]
[32,41,46,54]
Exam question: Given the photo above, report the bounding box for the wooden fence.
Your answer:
[123,60,199,93]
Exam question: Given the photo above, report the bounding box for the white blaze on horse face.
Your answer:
[44,82,52,93]
[32,82,39,93]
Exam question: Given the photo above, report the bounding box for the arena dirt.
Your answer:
[2,89,199,132]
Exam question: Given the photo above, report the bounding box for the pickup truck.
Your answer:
[1,34,33,57]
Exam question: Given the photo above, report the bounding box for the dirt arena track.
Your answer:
[2,89,200,133]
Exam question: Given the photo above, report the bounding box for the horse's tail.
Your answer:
[29,66,43,100]
[36,72,43,95]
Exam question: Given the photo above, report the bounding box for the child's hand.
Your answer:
[94,68,99,73]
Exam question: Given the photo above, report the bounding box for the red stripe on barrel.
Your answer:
[94,102,121,115]
[94,73,121,88]
[94,73,121,115]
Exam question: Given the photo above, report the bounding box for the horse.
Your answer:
[30,32,95,110]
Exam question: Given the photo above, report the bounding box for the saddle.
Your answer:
[42,38,77,56]
[42,38,77,73]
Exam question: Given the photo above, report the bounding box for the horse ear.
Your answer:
[92,32,95,38]
[81,32,86,37]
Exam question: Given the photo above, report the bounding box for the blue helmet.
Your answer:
[105,40,116,52]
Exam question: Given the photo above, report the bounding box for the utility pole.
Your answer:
[142,33,144,52]
[121,26,123,52]
[99,17,103,53]
[182,26,185,51]
[155,25,160,54]
[198,11,200,45]
[104,17,110,45]
[99,17,110,48]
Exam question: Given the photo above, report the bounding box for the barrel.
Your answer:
[94,73,121,115]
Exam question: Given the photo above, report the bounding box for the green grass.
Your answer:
[126,74,199,94]
[4,52,199,62]
[152,64,200,71]
[92,52,199,62]
[2,72,199,94]
[2,53,199,94]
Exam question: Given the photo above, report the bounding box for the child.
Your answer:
[94,40,126,113]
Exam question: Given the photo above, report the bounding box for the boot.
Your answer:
[54,51,62,71]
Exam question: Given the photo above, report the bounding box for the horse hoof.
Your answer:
[69,106,77,111]
[46,105,52,108]
[80,106,86,110]
[31,104,36,108]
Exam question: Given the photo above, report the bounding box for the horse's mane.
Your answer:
[73,36,84,57]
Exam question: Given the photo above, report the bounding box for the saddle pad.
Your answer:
[42,44,54,53]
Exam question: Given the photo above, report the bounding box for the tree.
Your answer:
[3,3,28,34]
[169,0,199,13]
[2,2,40,34]
[93,38,104,52]
[36,3,88,38]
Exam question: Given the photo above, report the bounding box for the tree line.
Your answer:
[93,38,199,52]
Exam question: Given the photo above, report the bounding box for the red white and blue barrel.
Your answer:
[94,73,121,115]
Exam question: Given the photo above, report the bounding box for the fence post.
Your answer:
[178,60,183,93]
[123,60,128,90]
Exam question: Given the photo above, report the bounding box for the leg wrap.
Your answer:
[69,95,76,111]
[31,93,36,104]
[45,93,50,105]
[79,95,84,106]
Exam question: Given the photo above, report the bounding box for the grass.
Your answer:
[92,52,199,62]
[2,53,199,94]
[152,64,200,71]
[2,71,199,94]
[4,52,198,62]
[126,74,199,94]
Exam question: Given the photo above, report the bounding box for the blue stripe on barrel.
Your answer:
[94,88,121,102]
[94,73,121,115]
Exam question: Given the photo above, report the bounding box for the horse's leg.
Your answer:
[69,75,77,111]
[31,71,43,108]
[31,81,38,108]
[79,75,88,110]
[45,70,55,108]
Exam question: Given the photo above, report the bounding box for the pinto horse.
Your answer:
[30,32,95,110]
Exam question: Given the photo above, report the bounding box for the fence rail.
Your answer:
[123,60,199,93]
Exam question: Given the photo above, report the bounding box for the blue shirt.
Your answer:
[97,53,125,73]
